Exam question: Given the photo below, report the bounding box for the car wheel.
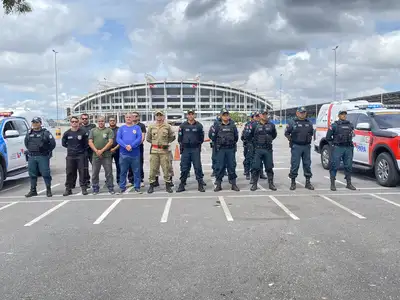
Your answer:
[321,144,331,170]
[374,152,400,187]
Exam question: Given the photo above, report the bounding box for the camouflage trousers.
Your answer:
[150,151,172,184]
[155,150,174,178]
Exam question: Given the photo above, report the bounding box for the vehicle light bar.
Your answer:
[0,112,13,117]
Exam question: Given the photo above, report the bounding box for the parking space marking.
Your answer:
[124,187,134,194]
[319,195,366,219]
[0,202,17,211]
[38,183,60,194]
[160,197,172,223]
[93,198,122,225]
[2,184,22,192]
[257,183,267,191]
[24,200,69,226]
[218,196,233,221]
[324,176,346,185]
[370,194,400,208]
[269,196,300,220]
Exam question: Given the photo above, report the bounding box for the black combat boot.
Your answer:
[260,171,268,179]
[25,187,38,198]
[46,185,52,197]
[330,177,336,191]
[81,186,88,195]
[231,180,240,191]
[176,181,186,192]
[268,177,277,191]
[346,178,356,190]
[198,179,207,186]
[250,171,258,191]
[154,177,160,187]
[290,178,296,190]
[166,182,173,193]
[63,189,72,196]
[198,181,205,192]
[305,178,314,190]
[214,181,222,192]
[169,176,174,187]
[147,183,155,194]
[245,173,250,180]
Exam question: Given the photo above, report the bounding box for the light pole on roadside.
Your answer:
[52,49,59,128]
[279,73,283,127]
[333,45,338,101]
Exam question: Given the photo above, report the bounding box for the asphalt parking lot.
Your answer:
[1,127,399,300]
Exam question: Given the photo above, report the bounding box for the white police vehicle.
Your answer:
[0,112,30,190]
[314,100,400,187]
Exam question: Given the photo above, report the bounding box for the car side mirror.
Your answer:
[356,122,371,131]
[4,130,20,138]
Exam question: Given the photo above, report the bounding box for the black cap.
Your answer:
[187,109,195,114]
[220,108,229,115]
[31,117,42,123]
[297,106,307,113]
[338,109,347,115]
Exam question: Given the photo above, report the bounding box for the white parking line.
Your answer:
[2,184,22,192]
[24,200,69,226]
[0,202,17,211]
[38,183,60,194]
[324,176,346,185]
[319,195,366,219]
[257,183,267,191]
[93,198,122,224]
[269,196,300,220]
[370,194,400,208]
[160,197,172,223]
[124,187,134,194]
[218,196,233,221]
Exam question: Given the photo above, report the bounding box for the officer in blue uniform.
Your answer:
[246,109,277,191]
[210,114,220,177]
[209,108,240,192]
[176,109,206,192]
[285,106,314,190]
[241,112,254,180]
[24,117,56,197]
[326,109,356,191]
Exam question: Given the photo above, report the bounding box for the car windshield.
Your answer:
[372,112,400,129]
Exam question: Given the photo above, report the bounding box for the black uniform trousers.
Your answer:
[289,144,312,179]
[215,147,237,183]
[252,147,274,178]
[180,147,203,182]
[65,154,87,189]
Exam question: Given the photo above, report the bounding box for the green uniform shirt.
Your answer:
[89,127,114,158]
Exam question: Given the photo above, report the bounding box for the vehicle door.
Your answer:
[2,120,20,171]
[353,113,371,163]
[12,119,29,169]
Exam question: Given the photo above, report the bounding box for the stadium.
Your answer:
[69,80,273,123]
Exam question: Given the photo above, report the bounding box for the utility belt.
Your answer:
[151,144,169,150]
[218,144,235,149]
[292,141,311,146]
[254,144,272,150]
[333,142,353,147]
[27,151,49,157]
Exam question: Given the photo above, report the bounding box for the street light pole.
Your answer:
[279,73,282,127]
[52,49,59,127]
[333,45,338,102]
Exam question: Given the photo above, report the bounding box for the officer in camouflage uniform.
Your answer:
[285,106,315,190]
[326,109,356,191]
[146,110,176,193]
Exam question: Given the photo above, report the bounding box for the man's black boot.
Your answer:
[147,183,155,194]
[290,178,296,190]
[154,177,160,187]
[25,187,38,198]
[63,189,72,196]
[330,177,336,191]
[81,186,88,195]
[176,181,185,192]
[166,182,173,193]
[250,171,258,191]
[46,185,52,197]
[268,178,277,191]
[305,178,314,190]
[346,178,356,190]
[214,181,222,192]
[198,182,205,192]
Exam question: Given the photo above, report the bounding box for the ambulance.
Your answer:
[314,100,400,187]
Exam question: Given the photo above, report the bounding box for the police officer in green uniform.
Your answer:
[246,109,277,191]
[24,117,56,197]
[326,109,356,191]
[285,106,314,190]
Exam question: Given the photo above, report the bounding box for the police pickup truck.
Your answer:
[0,112,30,190]
[314,101,400,187]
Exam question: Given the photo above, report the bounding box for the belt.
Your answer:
[29,152,48,156]
[152,144,169,149]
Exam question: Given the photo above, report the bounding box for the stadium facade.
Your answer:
[69,80,273,123]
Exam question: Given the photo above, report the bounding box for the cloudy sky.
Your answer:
[1,0,400,118]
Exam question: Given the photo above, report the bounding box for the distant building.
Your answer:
[69,80,273,123]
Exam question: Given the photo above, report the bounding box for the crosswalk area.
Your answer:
[0,182,399,229]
